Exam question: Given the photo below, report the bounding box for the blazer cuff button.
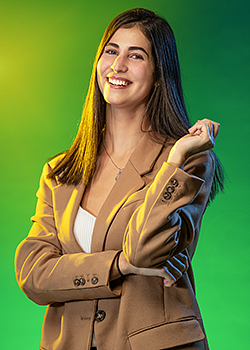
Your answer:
[171,178,178,187]
[166,185,175,193]
[163,192,171,200]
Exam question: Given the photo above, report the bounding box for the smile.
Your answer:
[107,77,132,87]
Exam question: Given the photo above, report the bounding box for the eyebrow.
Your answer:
[106,42,149,57]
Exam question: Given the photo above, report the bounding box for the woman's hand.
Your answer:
[118,252,188,287]
[167,119,220,168]
[163,253,189,287]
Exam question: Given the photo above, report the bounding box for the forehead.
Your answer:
[107,26,151,51]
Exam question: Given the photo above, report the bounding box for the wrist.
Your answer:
[116,251,125,279]
[167,145,186,169]
[118,252,137,275]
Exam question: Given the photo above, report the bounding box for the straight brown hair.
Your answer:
[48,8,224,202]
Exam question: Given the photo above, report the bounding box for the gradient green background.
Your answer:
[1,0,249,348]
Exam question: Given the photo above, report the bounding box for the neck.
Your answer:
[104,104,149,155]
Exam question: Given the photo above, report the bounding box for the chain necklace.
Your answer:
[103,143,124,181]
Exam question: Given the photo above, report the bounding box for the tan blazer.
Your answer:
[15,133,214,350]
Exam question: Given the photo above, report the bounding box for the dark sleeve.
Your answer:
[122,151,214,268]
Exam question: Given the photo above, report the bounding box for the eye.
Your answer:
[104,49,118,55]
[130,53,144,60]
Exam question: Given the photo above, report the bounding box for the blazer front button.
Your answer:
[73,278,80,287]
[91,277,98,285]
[95,310,106,322]
[163,192,171,200]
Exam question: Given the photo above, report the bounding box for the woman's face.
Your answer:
[97,26,155,112]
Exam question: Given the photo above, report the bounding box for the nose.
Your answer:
[111,54,128,73]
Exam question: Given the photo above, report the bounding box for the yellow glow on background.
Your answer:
[1,0,249,348]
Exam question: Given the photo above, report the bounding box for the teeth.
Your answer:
[108,77,129,86]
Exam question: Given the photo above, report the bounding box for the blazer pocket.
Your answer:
[128,318,204,350]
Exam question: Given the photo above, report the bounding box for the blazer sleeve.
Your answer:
[15,162,121,306]
[123,150,214,268]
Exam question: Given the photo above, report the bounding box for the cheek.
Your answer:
[139,68,155,93]
[134,64,154,85]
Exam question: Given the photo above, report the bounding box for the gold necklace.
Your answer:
[103,143,124,181]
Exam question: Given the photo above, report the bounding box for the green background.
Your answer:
[1,0,249,348]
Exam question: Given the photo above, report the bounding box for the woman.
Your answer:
[15,8,224,350]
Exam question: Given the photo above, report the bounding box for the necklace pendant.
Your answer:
[115,169,122,181]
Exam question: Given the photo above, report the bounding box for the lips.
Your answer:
[107,76,132,87]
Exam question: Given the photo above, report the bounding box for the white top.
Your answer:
[73,206,97,346]
[73,206,96,253]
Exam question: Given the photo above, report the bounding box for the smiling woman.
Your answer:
[97,27,155,112]
[15,8,224,350]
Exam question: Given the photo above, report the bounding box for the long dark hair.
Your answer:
[48,8,224,201]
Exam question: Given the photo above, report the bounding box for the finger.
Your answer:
[170,254,189,272]
[188,125,199,134]
[188,126,202,136]
[210,121,214,138]
[212,121,220,138]
[172,253,189,271]
[163,265,176,285]
[205,122,212,139]
[188,119,204,132]
[164,253,189,282]
[163,278,174,287]
[188,120,207,134]
[164,261,182,281]
[191,120,213,140]
[170,256,185,270]
[192,119,220,138]
[210,122,217,146]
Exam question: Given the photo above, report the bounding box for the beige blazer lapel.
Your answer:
[91,161,144,252]
[50,133,165,254]
[52,181,85,253]
[91,133,165,253]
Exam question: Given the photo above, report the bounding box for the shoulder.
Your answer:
[39,153,67,190]
[41,153,66,177]
[48,153,66,170]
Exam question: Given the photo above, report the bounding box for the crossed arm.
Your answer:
[15,119,219,305]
